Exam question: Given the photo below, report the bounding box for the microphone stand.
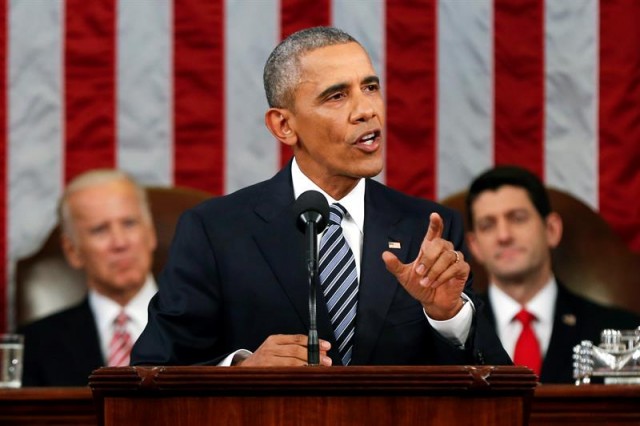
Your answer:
[294,190,328,367]
[304,220,320,366]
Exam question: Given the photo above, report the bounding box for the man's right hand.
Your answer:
[237,334,332,367]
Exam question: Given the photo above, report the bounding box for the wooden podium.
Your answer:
[89,366,537,426]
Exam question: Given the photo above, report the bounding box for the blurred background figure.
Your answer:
[465,166,639,383]
[19,169,157,386]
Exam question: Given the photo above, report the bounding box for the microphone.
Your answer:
[293,190,329,366]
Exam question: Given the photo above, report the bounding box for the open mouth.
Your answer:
[356,130,381,146]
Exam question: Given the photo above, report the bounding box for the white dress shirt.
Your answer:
[89,275,157,362]
[488,277,557,360]
[291,159,473,346]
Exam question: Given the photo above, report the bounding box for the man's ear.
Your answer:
[61,234,84,270]
[545,211,563,249]
[265,108,297,146]
[466,231,486,265]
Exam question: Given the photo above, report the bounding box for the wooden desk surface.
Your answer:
[531,384,640,426]
[0,383,638,425]
[0,387,96,426]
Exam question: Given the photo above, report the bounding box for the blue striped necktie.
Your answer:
[319,203,359,365]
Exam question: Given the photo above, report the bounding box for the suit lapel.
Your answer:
[541,285,578,382]
[252,166,336,346]
[351,181,415,365]
[479,293,497,326]
[66,300,105,369]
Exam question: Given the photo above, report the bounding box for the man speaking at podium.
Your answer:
[132,27,510,368]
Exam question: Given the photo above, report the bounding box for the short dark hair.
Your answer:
[465,166,551,229]
[59,169,151,241]
[263,26,358,109]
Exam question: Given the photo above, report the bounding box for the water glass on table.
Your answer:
[0,334,24,388]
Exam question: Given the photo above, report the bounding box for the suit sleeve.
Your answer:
[131,209,228,366]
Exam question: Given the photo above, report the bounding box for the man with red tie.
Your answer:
[20,170,158,386]
[465,166,639,383]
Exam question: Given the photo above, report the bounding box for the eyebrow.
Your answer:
[315,75,380,102]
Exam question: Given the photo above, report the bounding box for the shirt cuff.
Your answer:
[217,349,252,366]
[425,294,475,347]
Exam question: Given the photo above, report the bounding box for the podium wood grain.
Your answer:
[89,366,536,426]
[0,387,96,425]
[1,376,638,425]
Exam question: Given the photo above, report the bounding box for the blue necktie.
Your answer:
[319,203,359,365]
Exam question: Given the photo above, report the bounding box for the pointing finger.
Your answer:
[425,212,444,241]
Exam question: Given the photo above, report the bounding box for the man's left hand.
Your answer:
[382,212,470,320]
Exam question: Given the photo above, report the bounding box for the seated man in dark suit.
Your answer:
[466,165,639,383]
[20,169,158,386]
[131,26,510,368]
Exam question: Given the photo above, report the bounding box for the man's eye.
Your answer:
[477,221,494,232]
[511,212,529,223]
[89,225,108,235]
[123,218,139,228]
[328,92,345,101]
[364,83,379,92]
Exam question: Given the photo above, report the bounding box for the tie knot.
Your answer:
[329,203,348,225]
[514,309,536,326]
[115,311,129,327]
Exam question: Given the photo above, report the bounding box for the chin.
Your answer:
[113,275,147,290]
[357,162,384,179]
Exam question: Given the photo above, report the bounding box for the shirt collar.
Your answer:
[291,158,365,232]
[89,275,157,331]
[488,276,557,328]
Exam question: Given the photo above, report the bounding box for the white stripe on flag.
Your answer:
[8,0,64,330]
[544,0,599,209]
[224,0,279,194]
[437,0,494,199]
[117,0,173,186]
[332,0,386,184]
[8,1,64,260]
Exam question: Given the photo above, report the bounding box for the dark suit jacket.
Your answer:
[19,299,104,386]
[481,283,640,383]
[132,165,511,366]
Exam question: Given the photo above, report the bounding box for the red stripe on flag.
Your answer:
[494,0,545,179]
[279,0,331,169]
[385,0,436,198]
[173,0,225,194]
[0,0,7,332]
[599,0,640,252]
[64,0,117,182]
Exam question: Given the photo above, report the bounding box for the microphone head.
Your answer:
[293,190,329,234]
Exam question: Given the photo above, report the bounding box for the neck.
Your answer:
[294,158,360,200]
[493,267,553,305]
[322,180,358,201]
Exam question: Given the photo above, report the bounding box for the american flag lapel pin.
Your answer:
[562,314,576,326]
[388,241,401,249]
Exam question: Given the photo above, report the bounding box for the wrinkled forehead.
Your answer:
[69,182,143,220]
[294,43,377,95]
[299,42,374,73]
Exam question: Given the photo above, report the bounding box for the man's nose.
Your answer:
[109,226,130,247]
[350,93,376,122]
[496,220,513,242]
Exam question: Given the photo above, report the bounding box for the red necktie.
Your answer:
[513,309,542,376]
[108,311,132,367]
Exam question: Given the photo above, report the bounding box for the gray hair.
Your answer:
[59,169,152,240]
[263,26,359,109]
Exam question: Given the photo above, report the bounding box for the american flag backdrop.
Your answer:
[1,0,639,331]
